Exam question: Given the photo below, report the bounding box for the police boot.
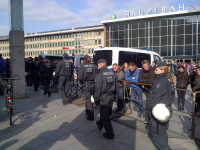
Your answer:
[103,133,114,139]
[96,121,103,130]
[48,92,52,97]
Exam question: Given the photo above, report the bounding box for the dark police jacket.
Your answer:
[146,73,175,133]
[25,60,34,73]
[78,61,98,84]
[94,66,119,103]
[40,62,53,77]
[55,58,74,78]
[32,61,41,73]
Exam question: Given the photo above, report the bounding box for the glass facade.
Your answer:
[105,14,200,61]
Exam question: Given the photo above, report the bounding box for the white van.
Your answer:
[93,47,162,70]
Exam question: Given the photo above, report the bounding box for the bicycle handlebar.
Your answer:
[4,75,20,81]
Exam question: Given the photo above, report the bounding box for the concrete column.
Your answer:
[9,30,26,98]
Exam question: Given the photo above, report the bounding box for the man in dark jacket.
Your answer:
[26,57,34,86]
[112,63,125,112]
[138,60,154,123]
[32,57,41,91]
[40,59,53,97]
[55,53,74,105]
[0,54,6,79]
[94,59,118,139]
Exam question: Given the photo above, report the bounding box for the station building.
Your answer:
[102,6,200,63]
[0,25,104,59]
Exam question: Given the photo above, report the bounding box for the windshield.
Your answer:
[93,50,112,66]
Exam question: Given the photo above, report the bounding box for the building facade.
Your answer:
[102,9,200,63]
[0,25,104,59]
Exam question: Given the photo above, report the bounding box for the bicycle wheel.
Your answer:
[9,107,12,126]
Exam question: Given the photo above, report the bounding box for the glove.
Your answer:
[114,96,118,102]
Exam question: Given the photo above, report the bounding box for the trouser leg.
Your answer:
[182,91,186,108]
[144,90,151,119]
[58,76,68,101]
[46,77,50,94]
[84,85,94,119]
[43,78,47,94]
[64,77,71,99]
[117,88,124,110]
[177,90,181,107]
[102,119,114,137]
[149,130,171,150]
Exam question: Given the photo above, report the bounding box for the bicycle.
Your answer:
[4,75,20,126]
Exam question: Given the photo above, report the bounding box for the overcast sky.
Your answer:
[0,0,200,36]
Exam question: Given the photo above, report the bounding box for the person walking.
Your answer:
[192,66,200,118]
[55,53,74,105]
[171,60,177,85]
[174,65,189,110]
[146,62,175,150]
[112,63,125,112]
[78,55,98,121]
[94,59,118,139]
[32,57,41,91]
[125,62,144,117]
[40,59,53,97]
[138,60,154,123]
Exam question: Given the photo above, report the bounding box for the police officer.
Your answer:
[55,53,74,105]
[26,57,34,86]
[146,62,175,150]
[40,59,53,97]
[94,59,119,139]
[78,55,98,121]
[32,57,41,91]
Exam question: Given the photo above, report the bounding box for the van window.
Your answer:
[93,50,112,66]
[118,51,150,68]
[153,55,162,63]
[137,53,151,68]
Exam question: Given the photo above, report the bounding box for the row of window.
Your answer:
[25,31,102,42]
[0,39,101,50]
[1,49,95,58]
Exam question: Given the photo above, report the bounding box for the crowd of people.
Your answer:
[1,53,200,149]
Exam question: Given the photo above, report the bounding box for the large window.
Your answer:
[106,14,199,57]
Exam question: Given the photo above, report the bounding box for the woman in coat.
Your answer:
[146,62,175,150]
[174,65,189,110]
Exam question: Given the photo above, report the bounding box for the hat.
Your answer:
[97,59,107,65]
[156,62,167,68]
[63,53,69,58]
[84,55,90,59]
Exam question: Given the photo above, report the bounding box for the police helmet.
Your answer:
[152,103,171,123]
[91,95,94,103]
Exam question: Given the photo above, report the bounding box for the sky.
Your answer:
[0,0,200,36]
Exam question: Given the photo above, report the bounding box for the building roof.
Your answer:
[0,25,104,40]
[101,9,200,24]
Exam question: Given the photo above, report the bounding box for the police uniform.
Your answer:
[78,55,98,120]
[26,59,34,86]
[146,62,175,150]
[32,60,41,91]
[94,59,119,139]
[55,53,74,104]
[40,61,53,96]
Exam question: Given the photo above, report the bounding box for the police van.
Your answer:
[38,54,85,72]
[93,47,162,70]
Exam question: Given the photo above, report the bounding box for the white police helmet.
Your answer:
[91,95,94,103]
[152,103,171,123]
